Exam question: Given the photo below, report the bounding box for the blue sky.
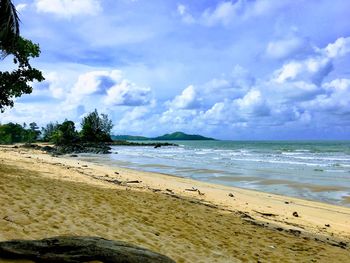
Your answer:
[1,0,350,139]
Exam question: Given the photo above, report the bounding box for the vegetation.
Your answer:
[113,132,215,141]
[0,0,44,112]
[80,109,113,142]
[51,120,79,145]
[0,122,41,144]
[41,122,59,142]
[0,0,19,51]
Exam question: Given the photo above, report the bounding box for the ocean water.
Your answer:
[78,141,350,207]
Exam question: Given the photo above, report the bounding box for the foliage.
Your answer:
[51,120,79,145]
[81,109,113,142]
[1,111,113,145]
[0,122,39,144]
[41,122,59,142]
[0,37,44,111]
[26,122,41,142]
[0,0,19,52]
[0,0,44,112]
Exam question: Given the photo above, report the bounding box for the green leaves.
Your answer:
[0,0,44,112]
[81,109,113,142]
[0,37,44,112]
[0,0,20,53]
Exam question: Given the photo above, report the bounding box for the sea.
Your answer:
[78,140,350,207]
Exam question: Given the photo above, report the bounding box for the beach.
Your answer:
[0,145,350,262]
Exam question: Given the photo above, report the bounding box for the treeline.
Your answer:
[0,109,113,145]
[0,122,40,144]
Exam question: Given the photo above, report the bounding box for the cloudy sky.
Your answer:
[1,0,350,139]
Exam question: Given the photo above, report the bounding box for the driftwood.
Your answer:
[253,210,277,217]
[0,236,175,263]
[126,180,142,184]
[185,187,198,192]
[185,187,204,195]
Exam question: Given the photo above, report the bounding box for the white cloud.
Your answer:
[325,37,350,58]
[35,0,102,18]
[234,89,270,117]
[104,80,151,106]
[177,4,195,24]
[71,70,121,97]
[273,58,332,85]
[201,102,231,125]
[268,81,320,102]
[266,36,311,59]
[169,85,199,109]
[200,0,295,26]
[306,79,350,114]
[177,4,186,15]
[44,72,66,99]
[273,37,350,85]
[202,1,238,26]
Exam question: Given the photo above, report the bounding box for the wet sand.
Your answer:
[0,145,350,262]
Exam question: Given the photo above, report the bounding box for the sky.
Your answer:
[1,0,350,140]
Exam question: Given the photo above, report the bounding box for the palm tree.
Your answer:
[0,0,20,53]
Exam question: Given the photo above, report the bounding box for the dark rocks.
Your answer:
[55,143,112,154]
[289,229,302,236]
[292,211,299,217]
[111,140,178,147]
[228,193,234,197]
[0,236,175,263]
[22,143,112,155]
[41,145,54,152]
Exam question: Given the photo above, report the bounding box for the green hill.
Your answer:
[153,132,215,140]
[112,132,215,141]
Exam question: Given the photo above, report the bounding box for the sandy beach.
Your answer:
[0,145,350,262]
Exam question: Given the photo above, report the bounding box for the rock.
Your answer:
[292,211,299,217]
[154,143,162,149]
[70,154,78,157]
[289,229,301,236]
[0,236,175,263]
[325,224,330,227]
[228,193,234,197]
[42,146,55,152]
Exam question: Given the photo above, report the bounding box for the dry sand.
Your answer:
[0,145,350,262]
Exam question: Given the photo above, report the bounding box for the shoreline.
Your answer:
[78,153,350,208]
[1,145,350,262]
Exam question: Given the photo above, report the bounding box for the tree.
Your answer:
[41,122,59,142]
[0,0,44,112]
[0,122,33,143]
[0,0,19,51]
[0,122,22,143]
[81,109,113,142]
[27,121,40,141]
[51,120,79,145]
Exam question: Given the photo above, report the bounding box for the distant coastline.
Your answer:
[112,131,216,141]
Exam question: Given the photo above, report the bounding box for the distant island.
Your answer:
[112,131,216,141]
